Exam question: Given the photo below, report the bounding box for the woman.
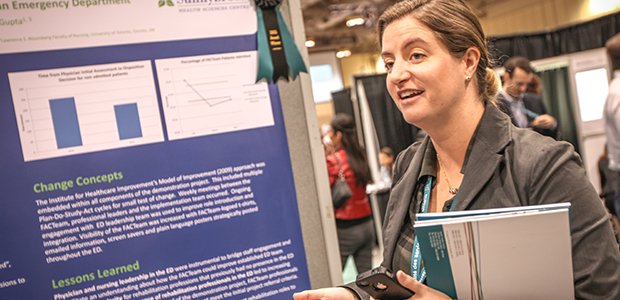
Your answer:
[599,145,620,220]
[326,114,375,274]
[379,147,395,185]
[598,146,620,246]
[294,0,620,299]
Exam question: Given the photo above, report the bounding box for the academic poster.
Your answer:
[0,1,311,299]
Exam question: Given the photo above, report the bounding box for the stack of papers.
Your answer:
[414,203,574,300]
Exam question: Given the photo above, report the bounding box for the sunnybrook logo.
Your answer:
[158,0,174,7]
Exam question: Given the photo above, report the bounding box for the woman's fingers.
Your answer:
[396,270,425,295]
[396,270,453,300]
[293,287,356,300]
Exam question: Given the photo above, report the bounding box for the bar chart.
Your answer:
[8,61,164,161]
[155,51,274,140]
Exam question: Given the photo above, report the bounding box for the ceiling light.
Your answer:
[346,17,365,27]
[336,50,351,58]
[305,40,316,47]
[589,0,619,14]
[376,57,387,72]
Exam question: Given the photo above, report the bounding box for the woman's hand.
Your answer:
[531,114,555,129]
[396,271,452,300]
[293,287,356,300]
[292,272,453,300]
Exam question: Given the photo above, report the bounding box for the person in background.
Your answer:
[604,32,620,224]
[497,56,558,139]
[326,114,375,275]
[321,124,335,156]
[379,146,395,185]
[598,145,620,245]
[527,72,542,95]
[295,0,620,299]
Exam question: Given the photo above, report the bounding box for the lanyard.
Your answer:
[507,98,540,118]
[411,176,457,282]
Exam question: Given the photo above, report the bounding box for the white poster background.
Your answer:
[155,51,274,141]
[8,61,165,161]
[0,0,257,54]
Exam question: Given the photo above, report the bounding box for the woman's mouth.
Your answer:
[399,89,423,100]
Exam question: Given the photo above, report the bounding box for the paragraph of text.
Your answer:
[34,162,266,263]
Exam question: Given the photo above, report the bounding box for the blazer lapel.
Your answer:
[382,137,428,260]
[452,101,512,211]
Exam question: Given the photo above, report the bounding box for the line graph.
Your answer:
[183,79,233,107]
[8,61,164,162]
[155,51,274,140]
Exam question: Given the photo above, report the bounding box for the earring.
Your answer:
[465,75,472,81]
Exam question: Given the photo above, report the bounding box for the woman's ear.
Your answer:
[463,47,481,78]
[334,131,343,143]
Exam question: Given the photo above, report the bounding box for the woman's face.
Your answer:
[379,153,393,166]
[381,16,469,127]
[328,129,342,148]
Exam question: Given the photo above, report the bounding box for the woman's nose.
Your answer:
[388,60,411,86]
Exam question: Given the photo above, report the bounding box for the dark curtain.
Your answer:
[332,87,367,147]
[490,11,620,64]
[355,73,423,156]
[331,88,354,118]
[537,67,580,154]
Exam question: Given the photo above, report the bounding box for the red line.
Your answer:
[188,96,231,103]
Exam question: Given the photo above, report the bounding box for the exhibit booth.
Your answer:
[0,1,342,299]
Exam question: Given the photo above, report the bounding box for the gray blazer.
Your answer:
[346,101,620,299]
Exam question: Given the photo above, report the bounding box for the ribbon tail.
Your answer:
[262,8,289,82]
[256,9,274,83]
[276,9,307,80]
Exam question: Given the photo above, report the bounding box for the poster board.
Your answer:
[0,1,335,299]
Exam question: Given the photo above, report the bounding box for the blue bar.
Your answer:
[114,103,142,140]
[49,97,83,149]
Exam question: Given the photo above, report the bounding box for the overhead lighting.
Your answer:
[305,40,316,47]
[376,56,387,72]
[336,50,351,58]
[589,0,619,14]
[346,17,365,27]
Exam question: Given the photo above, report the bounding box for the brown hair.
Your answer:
[504,56,534,77]
[380,147,395,178]
[331,113,372,187]
[377,0,498,102]
[527,73,542,95]
[606,32,620,71]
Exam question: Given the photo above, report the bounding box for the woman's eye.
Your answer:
[384,62,394,71]
[411,53,425,61]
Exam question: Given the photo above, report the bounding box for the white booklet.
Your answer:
[414,203,574,300]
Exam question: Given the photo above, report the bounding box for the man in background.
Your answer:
[604,33,620,221]
[497,56,558,138]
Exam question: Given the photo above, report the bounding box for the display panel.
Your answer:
[155,52,274,140]
[575,68,609,122]
[0,2,310,300]
[9,61,164,161]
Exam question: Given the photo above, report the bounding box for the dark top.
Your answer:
[344,100,620,299]
[496,92,558,139]
[599,156,620,214]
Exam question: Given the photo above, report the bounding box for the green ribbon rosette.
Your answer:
[255,0,307,83]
